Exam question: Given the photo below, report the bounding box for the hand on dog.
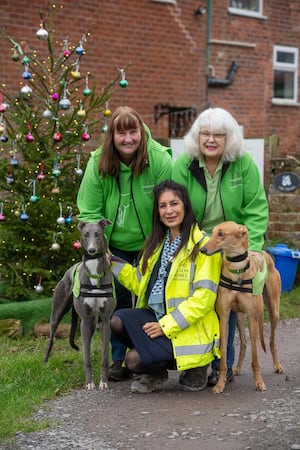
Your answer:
[143,322,164,338]
[106,250,112,266]
[249,251,264,271]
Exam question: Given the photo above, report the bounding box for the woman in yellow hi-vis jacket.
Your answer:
[110,180,222,394]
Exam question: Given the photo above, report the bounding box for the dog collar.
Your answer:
[84,251,105,260]
[228,260,250,275]
[226,251,248,263]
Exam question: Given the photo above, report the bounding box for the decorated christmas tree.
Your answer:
[0,7,128,301]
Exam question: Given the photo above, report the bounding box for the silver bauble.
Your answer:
[75,168,83,176]
[42,108,53,119]
[51,242,60,251]
[59,98,71,110]
[36,28,49,40]
[35,283,44,293]
[56,216,65,225]
[20,85,32,95]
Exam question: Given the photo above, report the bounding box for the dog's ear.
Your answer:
[99,218,112,229]
[238,225,248,237]
[78,221,85,231]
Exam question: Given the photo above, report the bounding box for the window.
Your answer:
[273,46,298,104]
[229,0,263,17]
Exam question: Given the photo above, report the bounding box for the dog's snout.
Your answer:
[201,246,207,254]
[87,246,97,256]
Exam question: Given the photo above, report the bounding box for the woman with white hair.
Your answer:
[172,107,268,386]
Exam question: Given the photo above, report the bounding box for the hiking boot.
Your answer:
[108,360,131,382]
[179,365,208,391]
[130,370,168,394]
[207,368,234,386]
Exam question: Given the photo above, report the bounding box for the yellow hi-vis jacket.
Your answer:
[111,224,222,371]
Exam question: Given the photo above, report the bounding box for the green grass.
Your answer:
[278,287,300,319]
[0,287,299,445]
[0,332,103,445]
[0,297,104,445]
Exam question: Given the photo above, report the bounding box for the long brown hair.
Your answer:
[99,106,148,177]
[141,180,198,274]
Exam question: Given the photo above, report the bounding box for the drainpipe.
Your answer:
[208,60,239,86]
[205,0,212,107]
[204,1,238,100]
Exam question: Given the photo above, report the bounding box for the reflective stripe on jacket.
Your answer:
[112,224,222,371]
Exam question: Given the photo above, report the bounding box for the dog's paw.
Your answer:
[99,381,109,391]
[255,381,266,391]
[274,363,285,374]
[211,383,225,394]
[233,367,242,376]
[85,382,96,391]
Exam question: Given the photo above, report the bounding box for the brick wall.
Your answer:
[0,0,204,137]
[1,0,300,153]
[1,0,300,247]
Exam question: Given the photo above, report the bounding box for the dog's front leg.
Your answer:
[212,296,231,394]
[234,312,247,375]
[99,314,111,391]
[81,316,97,390]
[248,314,266,391]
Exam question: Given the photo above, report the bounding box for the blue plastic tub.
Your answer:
[267,244,300,292]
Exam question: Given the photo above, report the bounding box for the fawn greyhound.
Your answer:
[44,219,116,390]
[201,221,284,394]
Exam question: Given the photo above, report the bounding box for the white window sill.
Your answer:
[151,0,176,4]
[272,99,300,106]
[228,7,267,19]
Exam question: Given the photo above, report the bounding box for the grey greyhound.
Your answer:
[44,219,116,390]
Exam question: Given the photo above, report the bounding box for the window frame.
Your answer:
[273,45,298,105]
[151,0,176,4]
[228,0,265,19]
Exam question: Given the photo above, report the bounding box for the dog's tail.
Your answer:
[259,314,267,353]
[69,305,80,351]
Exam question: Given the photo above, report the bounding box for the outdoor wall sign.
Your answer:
[273,172,300,192]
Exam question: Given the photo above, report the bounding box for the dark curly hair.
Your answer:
[141,180,198,274]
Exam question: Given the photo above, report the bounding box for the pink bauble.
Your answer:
[81,132,90,141]
[53,132,63,142]
[25,133,34,142]
[37,172,45,181]
[72,240,81,250]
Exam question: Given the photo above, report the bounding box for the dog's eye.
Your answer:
[218,231,225,237]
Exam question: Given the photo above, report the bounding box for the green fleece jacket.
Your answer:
[172,152,268,252]
[77,126,173,248]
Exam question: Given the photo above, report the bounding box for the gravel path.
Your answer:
[2,318,300,450]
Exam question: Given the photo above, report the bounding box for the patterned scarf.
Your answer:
[148,230,182,320]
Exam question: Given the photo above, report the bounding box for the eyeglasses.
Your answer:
[199,131,226,140]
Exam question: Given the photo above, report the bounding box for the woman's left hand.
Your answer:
[142,322,164,338]
[249,251,264,271]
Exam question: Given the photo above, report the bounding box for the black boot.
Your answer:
[179,365,208,391]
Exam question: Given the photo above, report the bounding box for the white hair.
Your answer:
[184,107,244,162]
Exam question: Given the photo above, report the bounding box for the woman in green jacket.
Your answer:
[77,106,173,382]
[110,180,222,394]
[172,107,268,385]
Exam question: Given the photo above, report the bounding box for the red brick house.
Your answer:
[1,0,300,244]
